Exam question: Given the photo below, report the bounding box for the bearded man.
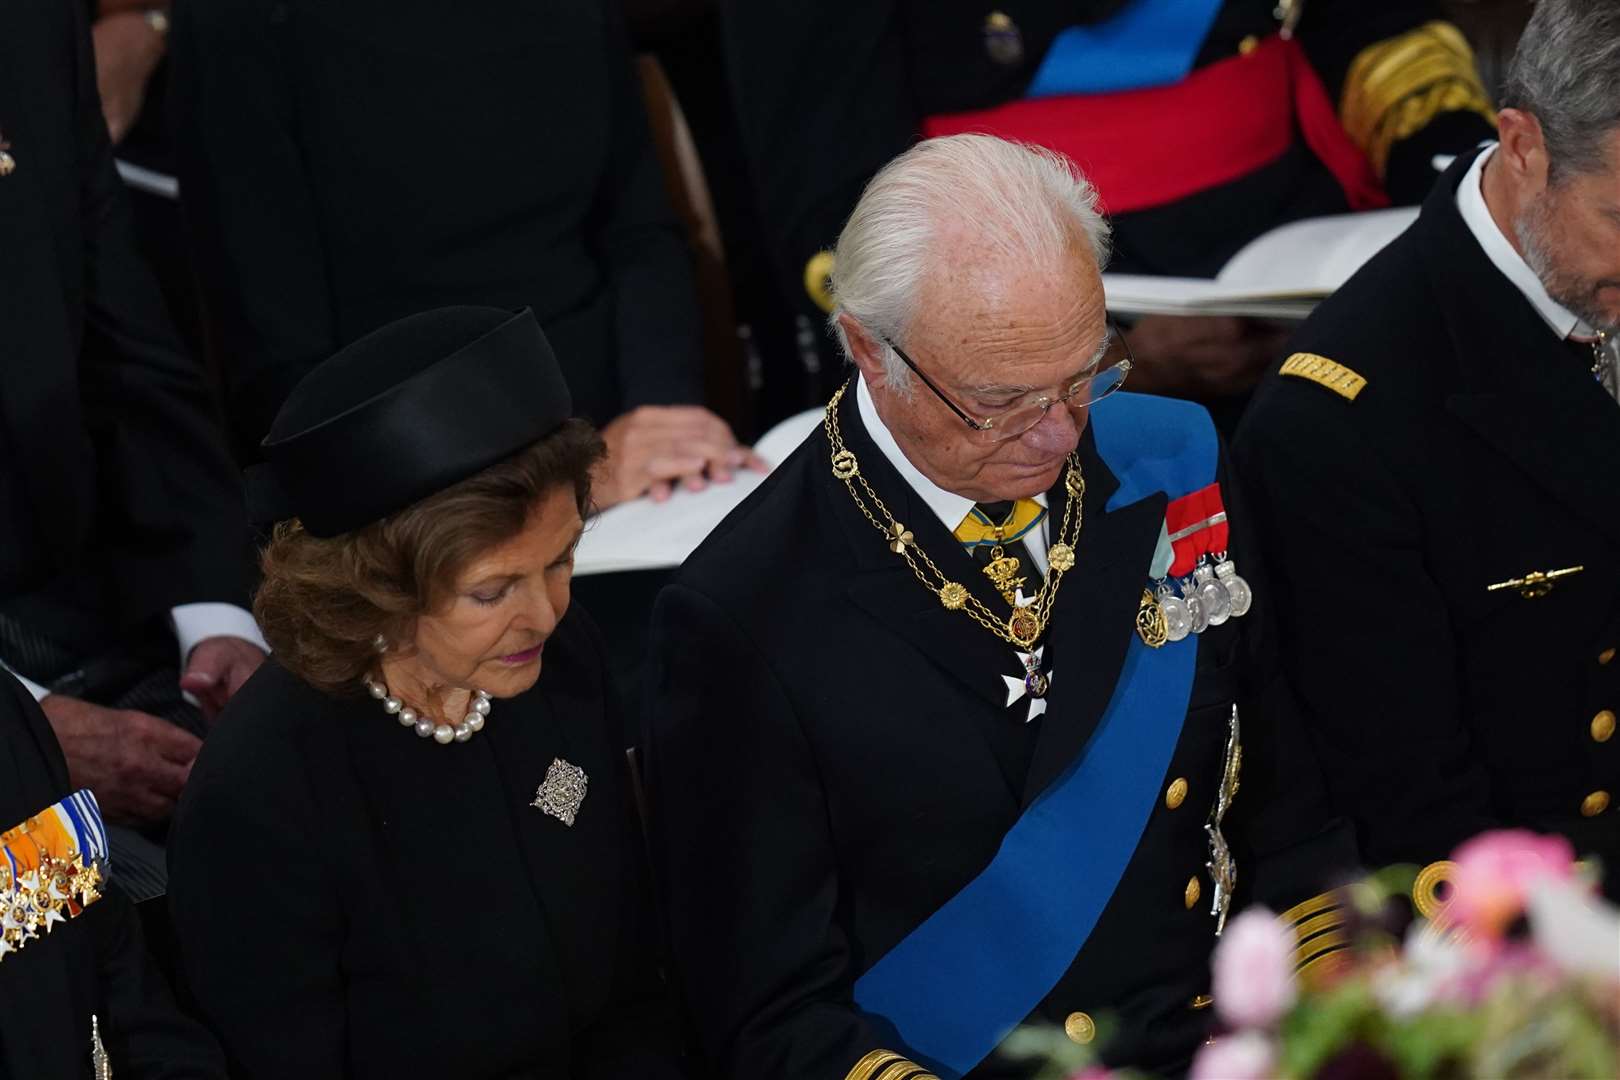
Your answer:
[647,135,1352,1079]
[1236,0,1620,901]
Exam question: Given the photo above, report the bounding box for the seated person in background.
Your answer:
[168,308,684,1078]
[647,136,1354,1079]
[171,0,761,507]
[723,0,1498,406]
[1235,0,1620,898]
[1,0,263,895]
[0,671,225,1080]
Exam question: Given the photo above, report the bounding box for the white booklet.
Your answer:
[574,408,824,576]
[1102,206,1419,320]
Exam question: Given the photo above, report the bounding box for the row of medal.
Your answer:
[1153,552,1253,643]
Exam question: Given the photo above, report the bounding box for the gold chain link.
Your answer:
[824,384,1082,649]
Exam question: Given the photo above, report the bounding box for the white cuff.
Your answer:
[171,603,269,669]
[0,660,51,702]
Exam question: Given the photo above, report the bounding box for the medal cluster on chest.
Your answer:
[1137,483,1253,648]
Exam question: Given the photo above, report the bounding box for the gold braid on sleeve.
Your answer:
[1278,888,1352,989]
[1339,21,1497,179]
[846,1049,941,1080]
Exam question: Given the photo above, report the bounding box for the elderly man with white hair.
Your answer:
[647,135,1352,1079]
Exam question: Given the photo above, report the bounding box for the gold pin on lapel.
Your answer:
[1486,565,1584,599]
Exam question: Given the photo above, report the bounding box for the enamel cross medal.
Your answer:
[1001,593,1054,722]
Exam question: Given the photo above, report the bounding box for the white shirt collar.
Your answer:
[854,375,1046,539]
[1456,143,1595,340]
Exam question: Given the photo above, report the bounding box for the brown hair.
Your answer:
[254,419,604,696]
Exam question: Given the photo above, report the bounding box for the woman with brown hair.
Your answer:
[166,307,684,1078]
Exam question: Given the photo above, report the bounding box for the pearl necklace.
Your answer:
[364,678,491,745]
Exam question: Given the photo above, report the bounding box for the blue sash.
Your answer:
[1025,0,1225,98]
[852,394,1219,1078]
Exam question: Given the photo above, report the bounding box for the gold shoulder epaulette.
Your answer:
[846,1049,940,1080]
[1280,353,1368,401]
[804,250,837,314]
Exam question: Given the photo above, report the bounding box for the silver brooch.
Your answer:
[532,758,588,827]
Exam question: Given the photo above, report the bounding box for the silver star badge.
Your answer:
[532,757,589,827]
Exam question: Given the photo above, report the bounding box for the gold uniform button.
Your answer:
[1165,777,1189,810]
[1592,710,1616,743]
[1185,875,1202,909]
[1600,647,1616,666]
[1238,34,1260,55]
[1064,1011,1096,1045]
[1581,790,1610,817]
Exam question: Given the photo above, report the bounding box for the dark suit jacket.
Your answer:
[0,674,225,1080]
[167,606,684,1079]
[170,0,705,456]
[646,387,1353,1078]
[1236,149,1620,896]
[0,0,250,650]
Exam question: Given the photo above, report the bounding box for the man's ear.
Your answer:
[1496,107,1551,194]
[838,313,888,387]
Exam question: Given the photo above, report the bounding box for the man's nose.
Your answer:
[1019,403,1082,457]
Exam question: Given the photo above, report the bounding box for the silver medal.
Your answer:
[1181,576,1209,634]
[1194,561,1232,626]
[1158,582,1193,642]
[1214,553,1253,619]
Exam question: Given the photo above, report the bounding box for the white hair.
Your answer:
[828,134,1112,393]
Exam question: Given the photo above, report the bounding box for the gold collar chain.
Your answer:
[825,384,1082,649]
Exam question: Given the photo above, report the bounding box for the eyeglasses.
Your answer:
[886,322,1134,442]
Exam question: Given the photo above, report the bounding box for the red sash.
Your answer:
[922,35,1388,216]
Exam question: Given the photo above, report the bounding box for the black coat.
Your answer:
[1235,149,1620,896]
[170,0,705,456]
[166,607,684,1079]
[0,0,250,650]
[0,674,225,1080]
[720,0,1494,318]
[646,386,1354,1078]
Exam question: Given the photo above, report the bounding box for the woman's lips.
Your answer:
[500,643,544,665]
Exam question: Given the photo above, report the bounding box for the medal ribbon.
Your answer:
[1164,482,1228,577]
[953,499,1048,552]
[1,789,108,950]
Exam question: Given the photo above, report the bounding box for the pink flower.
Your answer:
[1190,1032,1277,1080]
[1447,831,1575,939]
[1212,906,1297,1029]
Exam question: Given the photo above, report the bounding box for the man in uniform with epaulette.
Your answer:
[647,135,1354,1080]
[722,0,1497,409]
[0,671,224,1079]
[1236,0,1620,899]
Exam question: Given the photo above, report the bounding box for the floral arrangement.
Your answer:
[1011,830,1620,1080]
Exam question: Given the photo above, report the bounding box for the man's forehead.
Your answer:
[914,251,1106,365]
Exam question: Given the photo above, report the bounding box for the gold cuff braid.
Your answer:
[1277,887,1349,988]
[1339,21,1497,178]
[846,1050,939,1080]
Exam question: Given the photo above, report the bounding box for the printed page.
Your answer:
[574,408,822,576]
[1102,207,1418,318]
